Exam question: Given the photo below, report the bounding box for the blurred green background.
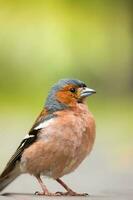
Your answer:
[0,0,133,193]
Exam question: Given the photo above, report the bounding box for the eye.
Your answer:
[70,88,76,93]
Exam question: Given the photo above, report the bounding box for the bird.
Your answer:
[0,78,96,196]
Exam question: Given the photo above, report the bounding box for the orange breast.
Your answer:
[20,103,96,178]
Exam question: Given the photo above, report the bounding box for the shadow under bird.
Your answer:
[0,78,96,196]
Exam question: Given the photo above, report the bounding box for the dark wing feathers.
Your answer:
[0,134,37,178]
[0,111,56,178]
[29,113,56,134]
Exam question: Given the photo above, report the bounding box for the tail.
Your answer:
[0,164,21,192]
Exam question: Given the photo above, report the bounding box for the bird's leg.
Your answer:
[35,175,50,195]
[56,178,88,196]
[35,176,60,196]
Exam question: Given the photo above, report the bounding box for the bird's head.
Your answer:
[45,79,96,112]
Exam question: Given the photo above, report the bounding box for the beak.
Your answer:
[80,87,96,98]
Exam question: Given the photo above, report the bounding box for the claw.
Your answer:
[35,191,61,196]
[55,191,89,196]
[35,191,40,195]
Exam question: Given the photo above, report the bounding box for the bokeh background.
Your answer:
[0,0,133,196]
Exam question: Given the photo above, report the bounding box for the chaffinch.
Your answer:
[0,79,96,196]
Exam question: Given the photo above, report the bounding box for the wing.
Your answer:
[0,110,56,178]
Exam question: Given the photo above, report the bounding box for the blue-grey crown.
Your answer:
[45,79,86,112]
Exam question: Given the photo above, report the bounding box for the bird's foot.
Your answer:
[56,191,89,196]
[35,191,61,196]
